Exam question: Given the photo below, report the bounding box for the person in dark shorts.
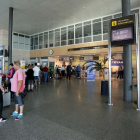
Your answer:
[26,66,34,91]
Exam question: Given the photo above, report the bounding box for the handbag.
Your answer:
[21,88,28,98]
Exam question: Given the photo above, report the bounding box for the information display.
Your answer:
[112,27,133,42]
[111,15,135,46]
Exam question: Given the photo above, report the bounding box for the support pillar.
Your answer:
[8,7,13,70]
[122,0,132,101]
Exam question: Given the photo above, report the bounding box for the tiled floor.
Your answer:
[0,77,139,140]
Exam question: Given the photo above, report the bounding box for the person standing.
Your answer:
[26,66,34,91]
[77,64,81,78]
[67,65,72,80]
[11,61,25,120]
[43,65,48,82]
[7,63,15,98]
[0,84,7,122]
[54,65,58,79]
[117,65,122,79]
[61,65,65,76]
[33,63,40,88]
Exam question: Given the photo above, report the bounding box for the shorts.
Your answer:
[28,80,33,85]
[34,76,39,80]
[14,92,24,106]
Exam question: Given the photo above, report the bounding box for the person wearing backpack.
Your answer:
[7,63,15,98]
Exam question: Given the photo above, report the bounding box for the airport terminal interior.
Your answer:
[0,0,140,139]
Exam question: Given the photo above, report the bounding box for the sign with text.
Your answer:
[111,60,123,66]
[111,15,135,46]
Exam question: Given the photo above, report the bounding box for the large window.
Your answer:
[68,25,74,45]
[61,27,67,46]
[75,23,82,44]
[84,21,91,43]
[55,29,60,47]
[30,36,34,50]
[34,35,38,50]
[19,34,25,50]
[93,19,102,42]
[103,16,112,40]
[25,36,30,50]
[49,31,54,47]
[44,32,48,48]
[39,33,43,49]
[13,33,18,49]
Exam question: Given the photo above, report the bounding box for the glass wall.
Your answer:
[84,21,91,43]
[61,27,67,46]
[13,33,18,49]
[44,32,48,48]
[55,29,60,47]
[93,18,102,42]
[49,31,54,47]
[75,23,82,44]
[25,36,30,50]
[68,25,74,45]
[29,8,139,50]
[39,33,43,49]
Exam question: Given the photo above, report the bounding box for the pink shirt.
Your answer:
[11,69,25,93]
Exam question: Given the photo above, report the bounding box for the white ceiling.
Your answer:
[0,0,139,35]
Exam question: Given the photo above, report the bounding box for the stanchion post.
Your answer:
[108,20,113,106]
[135,14,140,110]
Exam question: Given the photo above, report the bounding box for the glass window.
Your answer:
[39,33,43,45]
[93,18,101,23]
[93,22,101,35]
[30,36,33,50]
[75,23,82,38]
[131,9,139,15]
[34,35,38,45]
[44,32,48,48]
[68,25,74,45]
[114,13,122,18]
[39,45,43,49]
[93,35,102,42]
[34,35,38,50]
[19,35,24,50]
[49,31,54,47]
[55,29,60,47]
[103,34,108,40]
[103,20,108,34]
[103,16,112,21]
[84,21,91,37]
[25,36,30,50]
[13,33,18,49]
[61,27,67,46]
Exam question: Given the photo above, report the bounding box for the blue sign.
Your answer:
[111,60,123,66]
[87,62,95,81]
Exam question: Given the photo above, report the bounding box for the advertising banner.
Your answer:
[111,60,123,66]
[87,61,95,81]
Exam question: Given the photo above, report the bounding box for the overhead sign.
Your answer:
[111,15,134,27]
[111,15,135,46]
[111,60,123,66]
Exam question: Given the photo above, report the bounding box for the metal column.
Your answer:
[108,20,113,106]
[122,0,132,101]
[135,14,140,110]
[8,7,13,70]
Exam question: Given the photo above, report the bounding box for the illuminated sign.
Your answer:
[111,60,123,66]
[111,15,135,46]
[112,27,133,42]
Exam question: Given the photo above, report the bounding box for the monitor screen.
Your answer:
[79,57,84,61]
[111,27,133,42]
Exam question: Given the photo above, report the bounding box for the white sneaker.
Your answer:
[0,118,7,122]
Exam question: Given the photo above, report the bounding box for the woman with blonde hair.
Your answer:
[26,66,34,91]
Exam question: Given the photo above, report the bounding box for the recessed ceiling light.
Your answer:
[83,7,85,9]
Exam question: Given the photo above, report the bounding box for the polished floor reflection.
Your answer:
[0,77,139,140]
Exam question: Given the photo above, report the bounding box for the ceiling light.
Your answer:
[83,7,85,9]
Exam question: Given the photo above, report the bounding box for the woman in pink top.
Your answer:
[10,61,25,120]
